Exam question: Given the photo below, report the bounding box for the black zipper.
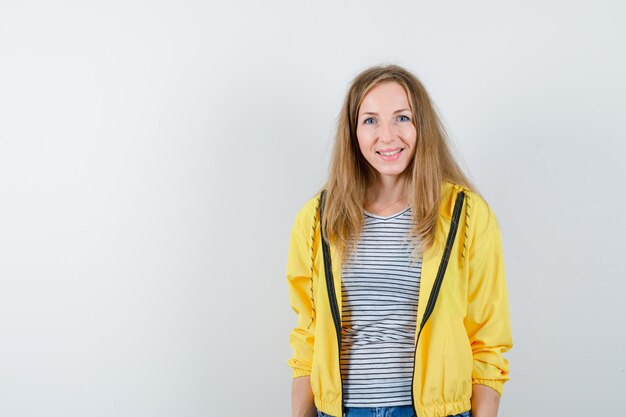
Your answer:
[319,190,345,417]
[410,191,465,416]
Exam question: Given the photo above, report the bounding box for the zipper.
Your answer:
[410,191,465,416]
[319,190,345,417]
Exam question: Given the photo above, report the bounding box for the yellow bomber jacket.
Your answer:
[286,182,512,417]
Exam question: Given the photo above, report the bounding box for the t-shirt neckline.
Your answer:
[363,205,411,220]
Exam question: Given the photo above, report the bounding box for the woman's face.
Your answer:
[356,81,417,181]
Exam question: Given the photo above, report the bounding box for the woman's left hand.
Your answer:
[470,384,500,417]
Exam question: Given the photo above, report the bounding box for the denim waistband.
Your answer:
[317,406,471,417]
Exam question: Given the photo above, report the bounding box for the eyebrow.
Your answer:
[361,108,412,116]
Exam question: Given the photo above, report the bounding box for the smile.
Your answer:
[376,148,404,161]
[376,148,403,156]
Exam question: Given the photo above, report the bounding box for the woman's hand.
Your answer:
[471,384,500,417]
[292,376,317,417]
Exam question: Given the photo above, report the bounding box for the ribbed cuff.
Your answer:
[472,379,504,396]
[292,367,312,378]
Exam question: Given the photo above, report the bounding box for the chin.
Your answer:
[378,169,409,178]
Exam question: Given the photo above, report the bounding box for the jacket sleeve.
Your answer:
[464,208,513,396]
[286,203,318,378]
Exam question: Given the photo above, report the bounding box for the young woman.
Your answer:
[286,65,512,417]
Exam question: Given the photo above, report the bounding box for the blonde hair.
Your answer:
[321,64,475,258]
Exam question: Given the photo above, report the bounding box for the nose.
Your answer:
[379,120,395,143]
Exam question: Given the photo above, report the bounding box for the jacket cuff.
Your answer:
[472,379,504,396]
[288,358,312,378]
[292,368,312,378]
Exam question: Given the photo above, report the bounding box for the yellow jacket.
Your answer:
[286,182,512,417]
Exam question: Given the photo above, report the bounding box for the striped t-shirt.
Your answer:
[340,206,421,407]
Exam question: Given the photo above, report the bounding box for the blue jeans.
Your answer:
[317,406,471,417]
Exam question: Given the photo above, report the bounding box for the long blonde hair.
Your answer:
[321,64,475,258]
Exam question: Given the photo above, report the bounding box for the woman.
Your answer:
[286,65,512,417]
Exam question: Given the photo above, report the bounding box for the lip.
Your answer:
[376,147,403,154]
[376,148,404,161]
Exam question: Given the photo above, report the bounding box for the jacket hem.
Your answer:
[416,399,471,417]
[314,397,342,417]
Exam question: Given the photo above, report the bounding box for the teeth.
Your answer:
[379,149,401,156]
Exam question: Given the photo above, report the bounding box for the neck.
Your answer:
[366,175,408,206]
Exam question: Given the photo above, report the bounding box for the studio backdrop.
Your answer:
[0,1,624,416]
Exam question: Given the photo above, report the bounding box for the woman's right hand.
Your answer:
[291,376,317,417]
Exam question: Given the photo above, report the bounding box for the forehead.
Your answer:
[358,81,410,113]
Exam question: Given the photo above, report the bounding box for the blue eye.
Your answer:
[398,115,411,122]
[363,117,376,125]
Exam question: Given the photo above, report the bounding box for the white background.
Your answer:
[1,1,624,416]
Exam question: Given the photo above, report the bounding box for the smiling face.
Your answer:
[356,81,417,183]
